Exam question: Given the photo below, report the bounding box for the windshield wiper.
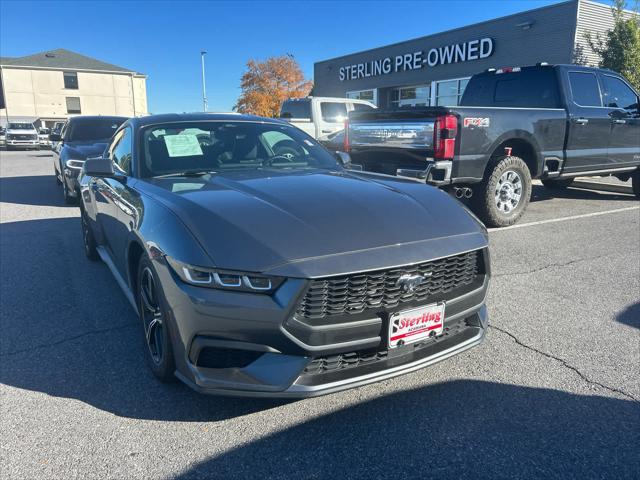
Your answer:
[152,170,217,178]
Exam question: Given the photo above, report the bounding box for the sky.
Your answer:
[0,0,616,113]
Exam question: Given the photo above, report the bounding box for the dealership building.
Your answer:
[0,48,148,128]
[313,0,636,108]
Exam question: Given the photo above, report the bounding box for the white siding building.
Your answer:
[0,49,148,128]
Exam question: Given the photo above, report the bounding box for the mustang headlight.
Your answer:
[166,257,284,294]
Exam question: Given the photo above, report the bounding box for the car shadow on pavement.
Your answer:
[173,380,640,480]
[616,302,640,330]
[529,184,635,203]
[0,175,74,207]
[0,217,290,421]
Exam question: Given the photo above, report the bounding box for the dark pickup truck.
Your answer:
[345,64,640,227]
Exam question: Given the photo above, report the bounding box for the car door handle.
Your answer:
[572,118,589,125]
[611,119,626,124]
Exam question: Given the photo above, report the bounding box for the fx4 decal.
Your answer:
[463,117,490,128]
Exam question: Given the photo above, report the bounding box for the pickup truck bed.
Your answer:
[346,64,640,227]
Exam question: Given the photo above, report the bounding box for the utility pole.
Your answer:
[200,51,208,112]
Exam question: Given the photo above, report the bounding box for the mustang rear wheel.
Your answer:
[137,254,175,382]
[472,155,532,228]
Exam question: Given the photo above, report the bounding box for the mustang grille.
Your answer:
[295,250,481,320]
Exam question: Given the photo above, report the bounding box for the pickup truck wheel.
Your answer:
[632,169,640,199]
[541,178,574,189]
[137,255,176,382]
[473,155,532,228]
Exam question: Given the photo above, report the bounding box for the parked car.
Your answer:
[38,128,52,149]
[345,64,640,227]
[0,127,5,148]
[52,121,65,134]
[79,112,490,397]
[51,115,127,203]
[4,122,39,150]
[280,96,376,142]
[50,121,66,150]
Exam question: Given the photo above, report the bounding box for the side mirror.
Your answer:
[84,157,115,177]
[335,151,352,167]
[49,133,61,142]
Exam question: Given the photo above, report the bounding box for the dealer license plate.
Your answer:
[388,303,445,348]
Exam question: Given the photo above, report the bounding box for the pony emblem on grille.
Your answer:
[396,273,431,292]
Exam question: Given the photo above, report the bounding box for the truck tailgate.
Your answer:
[348,108,447,175]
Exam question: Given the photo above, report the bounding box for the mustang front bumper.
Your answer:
[155,252,490,398]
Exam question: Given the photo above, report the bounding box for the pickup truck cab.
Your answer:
[280,96,376,141]
[346,64,640,227]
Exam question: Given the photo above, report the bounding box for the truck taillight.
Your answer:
[434,114,457,160]
[343,119,350,152]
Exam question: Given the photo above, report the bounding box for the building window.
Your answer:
[347,89,377,105]
[63,72,79,89]
[391,85,430,108]
[66,97,81,114]
[435,78,470,106]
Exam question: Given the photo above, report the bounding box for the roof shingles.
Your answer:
[0,48,142,74]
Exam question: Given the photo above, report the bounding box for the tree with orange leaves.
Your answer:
[235,55,313,117]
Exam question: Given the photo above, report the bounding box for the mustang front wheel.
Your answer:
[137,254,175,382]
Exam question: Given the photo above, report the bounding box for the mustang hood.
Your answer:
[143,170,487,277]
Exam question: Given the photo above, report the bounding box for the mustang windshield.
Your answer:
[141,121,339,177]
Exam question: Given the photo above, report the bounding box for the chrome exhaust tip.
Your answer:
[464,188,473,199]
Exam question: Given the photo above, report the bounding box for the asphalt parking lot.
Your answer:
[1,149,638,480]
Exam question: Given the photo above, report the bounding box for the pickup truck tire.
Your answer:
[541,178,574,189]
[632,169,640,199]
[473,155,532,228]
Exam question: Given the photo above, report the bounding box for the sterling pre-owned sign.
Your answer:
[339,37,494,81]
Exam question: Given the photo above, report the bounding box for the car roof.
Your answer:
[67,115,129,123]
[127,112,289,129]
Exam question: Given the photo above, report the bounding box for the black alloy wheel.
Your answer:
[137,255,175,381]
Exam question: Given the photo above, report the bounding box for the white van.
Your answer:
[280,97,376,140]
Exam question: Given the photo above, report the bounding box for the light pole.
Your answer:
[200,50,208,112]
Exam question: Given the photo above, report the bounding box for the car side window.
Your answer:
[601,75,638,111]
[60,122,69,140]
[352,103,375,112]
[568,72,602,107]
[110,128,133,175]
[320,102,348,123]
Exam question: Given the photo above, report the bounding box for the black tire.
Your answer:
[80,209,99,261]
[137,254,176,382]
[62,179,76,205]
[632,169,640,200]
[472,155,532,228]
[541,178,574,189]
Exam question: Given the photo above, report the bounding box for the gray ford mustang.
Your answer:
[79,113,490,397]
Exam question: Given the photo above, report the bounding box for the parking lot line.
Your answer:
[487,206,640,232]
